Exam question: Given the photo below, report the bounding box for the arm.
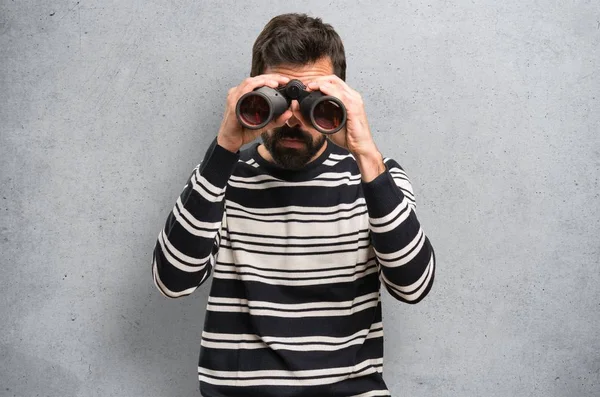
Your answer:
[152,138,240,298]
[152,72,291,298]
[303,75,435,303]
[361,158,436,304]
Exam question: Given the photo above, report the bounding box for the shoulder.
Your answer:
[382,157,408,175]
[381,157,416,205]
[231,143,261,172]
[380,156,411,183]
[238,143,257,162]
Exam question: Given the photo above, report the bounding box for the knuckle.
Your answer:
[345,98,359,111]
[348,91,362,102]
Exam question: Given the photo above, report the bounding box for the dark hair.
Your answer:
[250,13,346,81]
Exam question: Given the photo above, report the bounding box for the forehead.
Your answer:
[264,57,334,84]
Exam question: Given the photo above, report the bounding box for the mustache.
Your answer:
[273,126,310,142]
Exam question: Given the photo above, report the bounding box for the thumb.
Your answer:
[327,128,348,150]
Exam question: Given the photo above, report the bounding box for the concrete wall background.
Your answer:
[1,0,599,396]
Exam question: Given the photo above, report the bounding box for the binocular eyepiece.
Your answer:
[235,79,347,135]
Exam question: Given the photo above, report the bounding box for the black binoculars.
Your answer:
[235,79,347,134]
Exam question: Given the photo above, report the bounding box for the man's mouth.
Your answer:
[279,137,306,148]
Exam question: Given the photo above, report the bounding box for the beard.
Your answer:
[261,125,326,170]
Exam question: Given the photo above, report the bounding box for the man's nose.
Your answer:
[285,101,304,128]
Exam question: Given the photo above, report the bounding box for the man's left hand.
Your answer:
[307,76,385,181]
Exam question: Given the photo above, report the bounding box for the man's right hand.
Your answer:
[216,74,293,153]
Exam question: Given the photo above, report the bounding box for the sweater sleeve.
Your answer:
[361,158,436,304]
[152,138,240,298]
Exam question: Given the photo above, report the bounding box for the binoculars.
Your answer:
[235,79,347,134]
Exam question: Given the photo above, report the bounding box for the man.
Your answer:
[152,13,435,397]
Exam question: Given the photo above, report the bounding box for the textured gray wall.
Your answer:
[1,1,599,396]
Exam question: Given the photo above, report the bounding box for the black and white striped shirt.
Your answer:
[152,138,436,396]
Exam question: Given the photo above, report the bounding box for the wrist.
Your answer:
[216,133,241,153]
[354,148,385,183]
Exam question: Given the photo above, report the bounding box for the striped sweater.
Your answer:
[152,138,436,396]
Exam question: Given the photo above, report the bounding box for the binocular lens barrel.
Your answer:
[238,95,271,128]
[235,82,346,134]
[312,99,344,131]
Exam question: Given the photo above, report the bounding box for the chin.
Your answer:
[272,152,312,169]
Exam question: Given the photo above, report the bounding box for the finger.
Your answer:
[251,74,290,88]
[263,79,281,89]
[308,74,342,86]
[240,77,268,93]
[327,127,348,149]
[309,76,356,97]
[312,82,344,99]
[307,81,343,96]
[263,74,291,85]
[239,74,290,96]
